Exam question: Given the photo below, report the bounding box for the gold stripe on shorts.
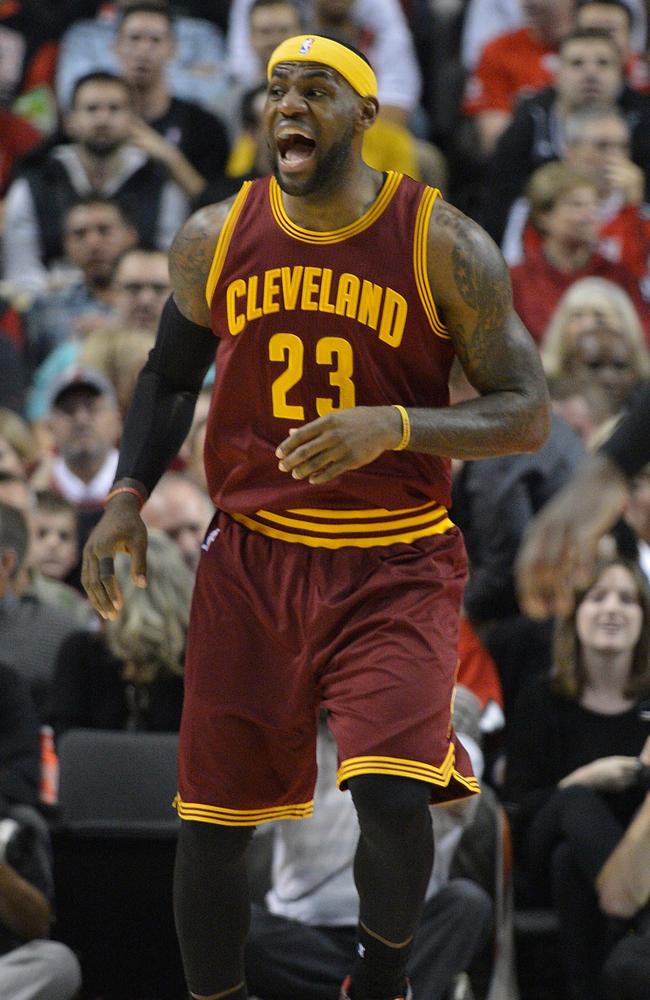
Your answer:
[336,745,481,795]
[173,794,314,826]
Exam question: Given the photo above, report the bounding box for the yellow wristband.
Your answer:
[391,405,411,451]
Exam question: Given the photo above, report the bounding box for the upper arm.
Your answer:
[427,198,546,400]
[168,198,235,328]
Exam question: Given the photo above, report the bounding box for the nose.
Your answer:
[278,86,308,116]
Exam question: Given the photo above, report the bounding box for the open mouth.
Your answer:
[277,132,316,168]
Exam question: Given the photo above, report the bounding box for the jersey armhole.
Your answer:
[414,187,450,341]
[205,181,253,308]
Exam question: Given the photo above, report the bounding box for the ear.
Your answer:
[358,95,379,132]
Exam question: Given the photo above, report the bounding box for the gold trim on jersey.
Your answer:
[205,181,253,307]
[229,500,454,548]
[269,171,403,243]
[337,746,481,795]
[173,794,314,827]
[414,188,450,340]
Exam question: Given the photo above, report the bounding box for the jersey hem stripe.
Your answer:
[269,172,403,243]
[414,188,450,340]
[205,181,252,307]
[173,794,314,826]
[337,749,480,795]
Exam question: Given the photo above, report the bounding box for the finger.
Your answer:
[82,549,122,620]
[290,442,347,481]
[278,434,333,474]
[308,456,354,485]
[276,420,325,460]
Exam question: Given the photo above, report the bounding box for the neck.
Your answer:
[66,455,105,484]
[543,238,592,272]
[130,78,170,120]
[580,648,635,712]
[280,162,383,232]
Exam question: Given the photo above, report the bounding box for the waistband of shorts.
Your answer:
[228,500,454,548]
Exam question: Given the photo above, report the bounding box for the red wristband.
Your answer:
[104,485,146,509]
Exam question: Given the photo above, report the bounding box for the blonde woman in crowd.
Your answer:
[47,530,193,738]
[540,277,650,416]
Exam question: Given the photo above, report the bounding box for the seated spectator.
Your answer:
[142,471,214,574]
[245,697,492,1000]
[503,555,650,1000]
[462,0,574,158]
[3,71,189,294]
[24,195,137,371]
[509,161,649,343]
[47,529,192,738]
[0,501,85,718]
[26,247,170,423]
[576,0,650,92]
[55,0,232,119]
[0,410,40,478]
[114,3,231,201]
[481,28,650,246]
[543,315,650,414]
[0,660,82,1000]
[227,0,422,127]
[0,472,92,625]
[541,274,650,411]
[35,366,122,547]
[31,491,79,588]
[0,0,59,133]
[502,106,650,306]
[452,412,586,717]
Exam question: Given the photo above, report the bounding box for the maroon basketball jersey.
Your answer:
[204,171,457,547]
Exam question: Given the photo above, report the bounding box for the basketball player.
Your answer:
[82,35,550,1000]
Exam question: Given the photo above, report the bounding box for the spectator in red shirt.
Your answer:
[503,106,650,300]
[462,0,575,156]
[509,161,650,342]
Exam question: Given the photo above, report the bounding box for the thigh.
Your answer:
[318,530,476,804]
[177,512,319,825]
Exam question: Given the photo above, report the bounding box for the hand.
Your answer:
[129,118,176,167]
[515,454,629,619]
[81,494,148,620]
[602,156,644,206]
[275,406,403,485]
[559,756,641,792]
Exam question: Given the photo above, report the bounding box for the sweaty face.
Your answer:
[576,564,643,656]
[69,82,133,156]
[265,62,360,197]
[556,39,622,108]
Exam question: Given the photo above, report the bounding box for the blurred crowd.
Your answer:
[1,1,650,999]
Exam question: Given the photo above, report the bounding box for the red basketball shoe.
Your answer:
[339,976,413,1000]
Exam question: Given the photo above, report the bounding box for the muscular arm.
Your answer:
[408,199,550,459]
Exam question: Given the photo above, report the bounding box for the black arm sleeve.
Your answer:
[114,295,217,494]
[600,379,650,478]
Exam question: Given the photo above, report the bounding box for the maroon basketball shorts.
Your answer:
[175,511,478,826]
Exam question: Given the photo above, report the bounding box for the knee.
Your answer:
[32,940,82,1000]
[176,820,255,885]
[349,774,432,842]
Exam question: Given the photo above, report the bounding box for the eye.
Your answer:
[268,85,285,99]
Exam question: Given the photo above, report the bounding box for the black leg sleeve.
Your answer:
[173,819,254,997]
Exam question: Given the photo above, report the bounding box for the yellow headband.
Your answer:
[267,35,378,99]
